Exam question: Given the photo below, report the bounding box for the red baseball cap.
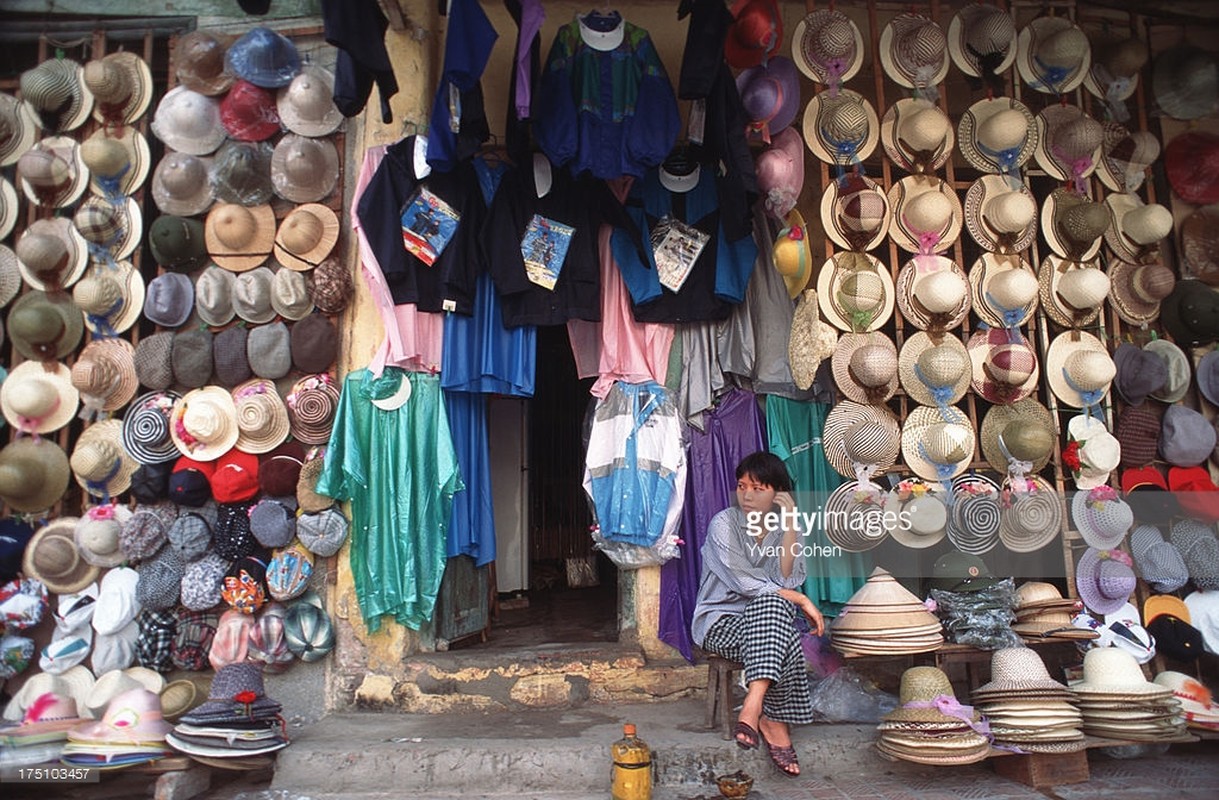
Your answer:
[1168,466,1219,523]
[211,449,261,503]
[1121,466,1167,493]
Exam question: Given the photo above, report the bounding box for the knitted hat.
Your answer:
[296,507,349,557]
[133,332,175,391]
[171,329,214,390]
[212,325,252,388]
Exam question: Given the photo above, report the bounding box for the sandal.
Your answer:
[760,731,800,777]
[733,720,760,750]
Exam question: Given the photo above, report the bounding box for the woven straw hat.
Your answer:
[7,290,85,362]
[880,12,949,93]
[823,480,893,553]
[980,398,1054,475]
[957,97,1037,177]
[0,243,19,307]
[1084,35,1148,103]
[901,405,975,483]
[122,391,182,465]
[277,64,342,138]
[819,173,890,253]
[947,3,1017,81]
[823,400,901,479]
[1072,486,1134,550]
[0,177,16,242]
[273,203,340,272]
[898,331,970,409]
[74,192,143,263]
[0,93,38,167]
[999,476,1063,553]
[1042,188,1109,262]
[1033,105,1103,186]
[965,175,1037,255]
[816,250,895,333]
[232,378,290,455]
[71,418,139,500]
[271,134,339,203]
[297,452,335,513]
[880,98,953,174]
[0,360,79,435]
[977,648,1071,694]
[791,8,863,86]
[1039,258,1109,329]
[151,151,214,217]
[802,89,879,167]
[22,518,94,595]
[1097,122,1160,194]
[1046,331,1113,410]
[75,504,134,569]
[1016,581,1077,613]
[83,51,152,126]
[884,667,983,726]
[150,86,226,156]
[1017,16,1091,95]
[895,258,970,331]
[1072,639,1171,698]
[170,387,240,462]
[80,126,150,200]
[73,261,145,337]
[968,254,1038,329]
[1108,260,1175,326]
[832,333,899,404]
[788,289,838,391]
[886,480,948,549]
[834,568,941,633]
[15,217,88,291]
[1104,194,1173,265]
[967,327,1039,405]
[17,136,89,210]
[159,679,198,722]
[887,175,962,256]
[286,374,340,445]
[1066,414,1120,491]
[20,58,93,133]
[205,203,275,272]
[945,473,1002,555]
[70,338,138,415]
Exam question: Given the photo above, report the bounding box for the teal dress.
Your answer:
[316,369,463,632]
[765,396,868,616]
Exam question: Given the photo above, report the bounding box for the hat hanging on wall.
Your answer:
[8,290,85,362]
[822,399,902,480]
[802,89,880,174]
[736,56,801,144]
[901,405,976,485]
[150,86,226,157]
[0,93,38,167]
[1103,194,1173,266]
[754,126,804,220]
[886,175,963,256]
[73,195,142,264]
[175,30,235,96]
[1046,331,1115,412]
[947,3,1018,93]
[722,0,783,70]
[1016,16,1091,95]
[151,151,214,217]
[1152,45,1219,121]
[80,126,150,201]
[82,51,153,127]
[205,203,276,272]
[15,217,88,292]
[1034,105,1104,194]
[895,257,971,332]
[1107,260,1176,327]
[957,97,1038,181]
[19,58,94,133]
[73,261,146,337]
[211,140,276,207]
[968,327,1040,405]
[791,8,864,92]
[0,176,18,243]
[1096,122,1160,194]
[1039,258,1110,329]
[788,289,839,391]
[1083,35,1148,122]
[271,134,339,204]
[225,26,301,89]
[772,208,813,299]
[880,13,950,99]
[831,333,899,405]
[820,173,890,253]
[880,99,954,174]
[16,137,89,210]
[964,175,1037,255]
[897,331,971,411]
[1042,188,1109,262]
[816,250,895,333]
[1165,131,1219,207]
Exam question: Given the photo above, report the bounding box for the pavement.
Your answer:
[7,698,1219,799]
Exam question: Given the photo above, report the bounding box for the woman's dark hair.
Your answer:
[735,451,793,492]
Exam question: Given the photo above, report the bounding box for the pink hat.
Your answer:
[754,127,804,219]
[68,687,171,744]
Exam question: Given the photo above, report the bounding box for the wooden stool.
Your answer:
[705,655,744,740]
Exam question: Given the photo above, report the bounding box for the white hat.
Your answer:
[1016,16,1091,95]
[92,567,141,636]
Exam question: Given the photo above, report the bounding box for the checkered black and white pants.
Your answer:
[701,593,815,725]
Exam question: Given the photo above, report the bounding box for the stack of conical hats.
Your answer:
[831,567,944,655]
[970,647,1085,752]
[877,666,991,764]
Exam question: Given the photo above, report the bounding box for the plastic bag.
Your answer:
[591,524,680,568]
[810,666,899,723]
[930,577,1023,650]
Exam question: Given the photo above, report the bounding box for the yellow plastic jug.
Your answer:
[610,722,652,800]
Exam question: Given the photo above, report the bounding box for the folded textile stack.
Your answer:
[876,666,991,764]
[831,567,943,655]
[60,688,173,768]
[1154,671,1219,732]
[1012,581,1095,641]
[1070,648,1188,741]
[970,648,1084,752]
[166,662,288,760]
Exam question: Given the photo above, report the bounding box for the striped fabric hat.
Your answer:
[823,400,902,480]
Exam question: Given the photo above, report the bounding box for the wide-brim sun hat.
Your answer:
[1071,644,1174,697]
[823,480,891,552]
[0,177,17,241]
[22,517,95,595]
[831,332,900,404]
[791,8,864,86]
[1075,547,1137,617]
[819,173,890,253]
[1072,487,1135,550]
[204,203,276,272]
[1038,257,1109,329]
[947,2,1018,81]
[1153,45,1219,122]
[895,257,970,331]
[71,418,139,500]
[71,192,143,265]
[1108,259,1176,326]
[75,505,134,569]
[979,398,1055,476]
[7,290,85,362]
[898,331,971,409]
[170,387,241,462]
[879,12,950,93]
[80,125,150,200]
[20,58,94,133]
[0,359,79,435]
[1033,104,1103,187]
[968,252,1038,329]
[801,88,879,167]
[964,175,1037,255]
[945,473,1002,555]
[122,391,183,465]
[815,250,895,333]
[17,136,89,211]
[823,400,902,479]
[83,51,153,127]
[1097,122,1160,194]
[273,202,340,272]
[886,480,948,549]
[0,436,71,514]
[286,374,340,445]
[1046,331,1114,410]
[886,174,963,255]
[150,86,226,156]
[3,665,95,723]
[967,327,1039,405]
[0,93,38,167]
[880,98,954,174]
[232,378,291,455]
[1041,188,1108,262]
[73,261,146,337]
[735,56,801,143]
[773,208,813,299]
[901,405,975,484]
[957,96,1038,177]
[1016,15,1091,95]
[15,216,88,291]
[271,134,339,203]
[1104,193,1174,266]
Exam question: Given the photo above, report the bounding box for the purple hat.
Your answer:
[736,56,801,143]
[1076,547,1137,616]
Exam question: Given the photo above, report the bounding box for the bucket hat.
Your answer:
[80,126,149,201]
[723,0,782,69]
[968,254,1038,330]
[881,99,953,175]
[71,418,139,501]
[22,518,95,594]
[1111,343,1167,407]
[270,133,340,204]
[150,86,226,156]
[1072,486,1133,550]
[7,290,84,362]
[16,136,89,209]
[70,338,138,416]
[1097,122,1160,194]
[151,151,214,217]
[290,314,337,373]
[273,267,314,321]
[297,507,349,557]
[143,272,194,329]
[895,258,970,332]
[73,261,146,336]
[816,250,895,333]
[772,208,813,299]
[194,265,236,327]
[122,391,182,465]
[220,79,281,142]
[1033,105,1103,192]
[274,203,340,272]
[831,333,898,404]
[212,326,252,388]
[791,8,863,89]
[964,175,1036,255]
[967,327,1039,405]
[205,203,275,272]
[0,93,37,167]
[898,331,971,411]
[979,398,1055,477]
[820,173,890,253]
[148,215,209,274]
[134,332,175,391]
[1130,525,1189,594]
[1143,339,1190,403]
[1104,194,1173,266]
[1153,45,1219,121]
[947,3,1017,88]
[83,51,152,126]
[1076,548,1136,616]
[210,140,275,206]
[0,360,78,435]
[802,89,879,170]
[247,320,292,379]
[175,31,234,96]
[1160,279,1219,347]
[957,97,1037,178]
[225,27,301,89]
[20,58,93,133]
[232,266,276,323]
[287,374,340,445]
[15,217,87,291]
[277,64,342,137]
[1165,131,1219,207]
[880,13,949,95]
[233,378,290,455]
[901,405,975,483]
[1108,260,1175,326]
[887,175,962,256]
[1042,188,1109,262]
[1160,406,1216,468]
[755,126,804,220]
[1047,332,1114,410]
[1017,16,1091,95]
[822,400,901,480]
[736,56,800,144]
[170,387,241,462]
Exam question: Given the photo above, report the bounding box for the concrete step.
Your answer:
[269,698,879,798]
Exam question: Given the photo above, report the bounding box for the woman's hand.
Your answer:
[773,491,796,512]
[802,597,825,637]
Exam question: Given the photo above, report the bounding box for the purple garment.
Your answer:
[515,0,545,119]
[658,388,765,662]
